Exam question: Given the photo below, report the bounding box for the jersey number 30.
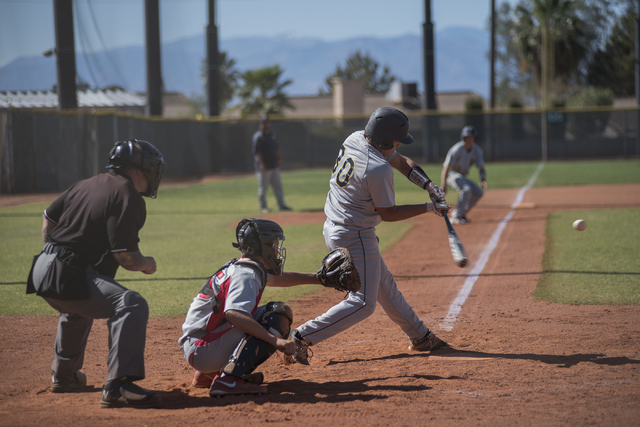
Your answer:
[333,145,355,188]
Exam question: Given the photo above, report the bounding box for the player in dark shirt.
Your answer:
[28,139,165,408]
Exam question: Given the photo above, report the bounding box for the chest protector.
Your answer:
[198,258,268,331]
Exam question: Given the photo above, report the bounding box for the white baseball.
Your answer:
[572,219,587,231]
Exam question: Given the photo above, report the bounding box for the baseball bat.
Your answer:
[443,214,468,268]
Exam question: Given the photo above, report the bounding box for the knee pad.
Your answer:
[261,301,293,338]
[222,302,293,378]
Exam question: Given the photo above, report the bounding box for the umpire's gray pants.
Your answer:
[257,168,286,210]
[32,254,149,382]
[446,171,484,219]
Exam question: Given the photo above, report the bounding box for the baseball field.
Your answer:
[1,159,639,426]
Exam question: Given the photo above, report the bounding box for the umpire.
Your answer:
[27,140,165,408]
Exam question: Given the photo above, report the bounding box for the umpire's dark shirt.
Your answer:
[44,170,146,279]
[252,130,280,170]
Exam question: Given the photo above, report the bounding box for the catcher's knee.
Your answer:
[222,302,292,378]
[262,301,293,338]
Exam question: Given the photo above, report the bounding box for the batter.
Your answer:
[289,107,450,363]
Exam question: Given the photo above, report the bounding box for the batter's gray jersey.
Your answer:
[295,130,428,346]
[443,141,485,176]
[324,131,396,229]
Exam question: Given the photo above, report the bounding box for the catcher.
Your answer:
[178,218,359,397]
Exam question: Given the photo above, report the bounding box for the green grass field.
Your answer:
[1,159,639,316]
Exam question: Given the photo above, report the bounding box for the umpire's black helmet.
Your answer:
[365,107,413,150]
[232,218,286,275]
[106,139,165,198]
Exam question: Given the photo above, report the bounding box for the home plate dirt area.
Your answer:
[1,184,639,426]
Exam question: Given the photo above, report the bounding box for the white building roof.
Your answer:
[0,89,146,109]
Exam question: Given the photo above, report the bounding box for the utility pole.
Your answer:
[422,0,438,163]
[207,0,220,117]
[53,0,77,109]
[635,0,640,155]
[145,0,163,116]
[490,0,496,109]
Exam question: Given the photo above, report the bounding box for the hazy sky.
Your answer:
[0,0,520,68]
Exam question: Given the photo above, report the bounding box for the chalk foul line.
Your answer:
[440,162,544,332]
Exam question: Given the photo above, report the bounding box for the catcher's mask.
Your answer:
[364,107,413,150]
[106,139,165,198]
[232,218,286,275]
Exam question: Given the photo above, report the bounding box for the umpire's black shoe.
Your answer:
[51,370,87,393]
[100,381,162,409]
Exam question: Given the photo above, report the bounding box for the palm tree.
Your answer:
[235,65,295,117]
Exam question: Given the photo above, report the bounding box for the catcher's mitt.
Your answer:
[316,248,361,293]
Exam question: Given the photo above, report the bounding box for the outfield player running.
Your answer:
[288,107,450,364]
[440,126,487,224]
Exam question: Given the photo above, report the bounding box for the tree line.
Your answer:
[192,0,635,117]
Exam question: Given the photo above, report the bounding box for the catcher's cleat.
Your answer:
[241,372,264,385]
[288,329,312,365]
[408,331,450,352]
[99,381,162,409]
[51,370,87,393]
[192,370,218,388]
[209,374,267,397]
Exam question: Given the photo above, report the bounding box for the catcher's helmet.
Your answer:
[364,107,413,150]
[106,139,165,198]
[232,218,286,276]
[460,126,478,140]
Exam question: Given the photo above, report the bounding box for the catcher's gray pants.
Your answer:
[446,171,484,219]
[295,220,428,345]
[181,306,267,374]
[32,254,148,382]
[257,168,286,210]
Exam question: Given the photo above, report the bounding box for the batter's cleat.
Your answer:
[261,207,270,213]
[408,331,450,352]
[209,374,267,397]
[287,329,312,365]
[450,215,469,225]
[192,370,218,388]
[99,381,162,409]
[51,370,87,393]
[280,205,292,211]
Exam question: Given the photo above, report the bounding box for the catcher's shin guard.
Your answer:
[222,302,293,378]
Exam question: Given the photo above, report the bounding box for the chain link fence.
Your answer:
[1,106,638,194]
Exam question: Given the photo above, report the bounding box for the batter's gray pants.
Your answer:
[257,168,287,210]
[32,253,149,382]
[446,171,484,219]
[295,220,428,345]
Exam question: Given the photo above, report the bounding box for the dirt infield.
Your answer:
[1,184,639,426]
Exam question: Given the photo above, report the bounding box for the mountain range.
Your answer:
[0,27,490,99]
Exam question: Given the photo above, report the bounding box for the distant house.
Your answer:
[0,89,145,114]
[220,79,489,119]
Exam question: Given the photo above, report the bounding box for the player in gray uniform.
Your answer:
[440,126,487,224]
[288,107,450,364]
[179,218,323,397]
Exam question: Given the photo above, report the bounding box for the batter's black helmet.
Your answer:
[107,139,165,198]
[232,218,286,276]
[460,126,478,140]
[365,107,413,150]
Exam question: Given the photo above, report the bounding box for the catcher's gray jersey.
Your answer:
[443,141,485,176]
[324,131,396,229]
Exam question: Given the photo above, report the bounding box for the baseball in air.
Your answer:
[572,219,587,231]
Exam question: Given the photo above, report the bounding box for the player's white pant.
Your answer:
[446,171,484,219]
[257,168,286,210]
[295,219,428,345]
